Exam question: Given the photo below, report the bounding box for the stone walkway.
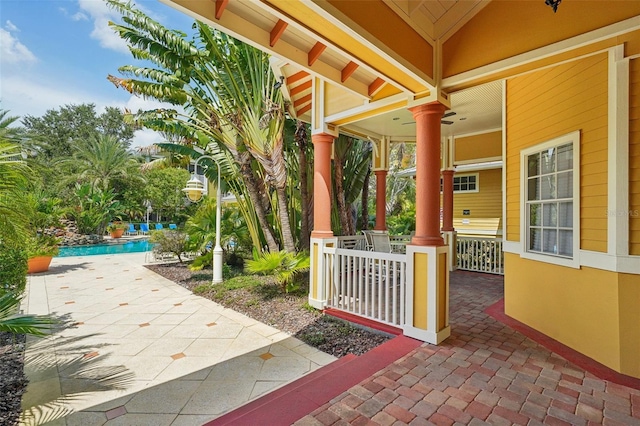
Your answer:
[295,271,640,426]
[21,252,335,426]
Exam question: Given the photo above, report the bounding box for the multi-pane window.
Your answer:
[526,143,574,258]
[441,174,478,193]
[453,174,477,192]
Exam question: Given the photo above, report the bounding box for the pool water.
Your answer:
[57,240,154,257]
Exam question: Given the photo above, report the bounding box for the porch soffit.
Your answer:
[160,0,498,142]
[164,0,434,98]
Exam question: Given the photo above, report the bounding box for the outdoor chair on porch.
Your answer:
[370,232,392,253]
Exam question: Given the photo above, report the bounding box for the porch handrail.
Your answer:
[323,246,406,327]
[456,236,504,275]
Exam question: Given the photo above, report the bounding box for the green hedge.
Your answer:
[0,244,28,296]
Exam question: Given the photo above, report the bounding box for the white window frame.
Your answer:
[520,131,580,268]
[441,173,479,193]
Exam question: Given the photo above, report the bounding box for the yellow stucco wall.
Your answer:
[442,1,640,78]
[504,254,629,374]
[631,58,640,255]
[454,131,502,163]
[618,273,640,377]
[413,252,428,329]
[505,53,609,252]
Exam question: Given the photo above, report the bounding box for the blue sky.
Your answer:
[0,0,195,148]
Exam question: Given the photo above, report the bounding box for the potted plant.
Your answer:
[106,222,127,239]
[26,234,60,274]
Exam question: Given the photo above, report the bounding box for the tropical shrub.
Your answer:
[25,234,60,258]
[69,184,124,235]
[0,292,53,336]
[245,250,310,293]
[0,244,28,295]
[149,230,189,263]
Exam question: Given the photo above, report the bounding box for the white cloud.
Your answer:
[132,128,166,149]
[0,28,37,65]
[72,12,89,21]
[77,0,129,54]
[0,75,96,119]
[5,20,19,32]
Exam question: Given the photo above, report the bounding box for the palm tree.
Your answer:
[332,135,372,235]
[0,110,28,247]
[105,0,296,252]
[66,134,142,191]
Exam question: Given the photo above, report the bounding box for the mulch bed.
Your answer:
[0,332,27,426]
[145,262,392,358]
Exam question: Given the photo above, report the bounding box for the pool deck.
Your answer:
[21,252,336,425]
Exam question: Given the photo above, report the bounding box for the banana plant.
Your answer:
[106,0,295,252]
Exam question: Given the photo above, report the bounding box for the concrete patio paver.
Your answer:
[20,252,336,426]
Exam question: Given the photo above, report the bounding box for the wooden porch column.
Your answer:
[410,102,447,246]
[374,170,387,230]
[441,169,455,232]
[311,133,334,237]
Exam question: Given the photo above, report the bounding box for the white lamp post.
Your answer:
[182,155,223,284]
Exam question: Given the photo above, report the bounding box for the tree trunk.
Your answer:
[334,155,354,235]
[276,186,296,252]
[237,153,280,252]
[295,120,310,250]
[269,134,296,253]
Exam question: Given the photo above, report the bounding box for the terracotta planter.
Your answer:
[28,256,53,274]
[110,228,125,238]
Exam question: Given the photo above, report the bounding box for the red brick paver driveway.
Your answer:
[296,271,640,426]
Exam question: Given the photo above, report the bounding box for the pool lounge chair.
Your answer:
[155,223,164,230]
[139,223,150,235]
[125,223,137,235]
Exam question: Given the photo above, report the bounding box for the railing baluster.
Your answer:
[456,236,504,275]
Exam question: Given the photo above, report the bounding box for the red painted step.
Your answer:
[205,335,422,426]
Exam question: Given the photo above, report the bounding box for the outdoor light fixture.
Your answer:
[182,155,223,284]
[545,0,561,13]
[273,75,284,89]
[182,175,207,202]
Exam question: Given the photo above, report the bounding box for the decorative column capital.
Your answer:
[409,101,448,120]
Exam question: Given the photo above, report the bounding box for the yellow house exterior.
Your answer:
[164,0,640,379]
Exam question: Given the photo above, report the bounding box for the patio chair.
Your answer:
[362,230,387,251]
[370,232,392,253]
[169,224,177,230]
[125,223,137,236]
[155,223,164,230]
[139,223,150,235]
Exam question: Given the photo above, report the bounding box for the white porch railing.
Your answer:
[456,236,504,275]
[323,247,406,327]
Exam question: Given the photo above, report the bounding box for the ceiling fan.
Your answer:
[402,111,457,126]
[441,111,456,125]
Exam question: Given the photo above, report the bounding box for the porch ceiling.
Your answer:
[338,80,503,142]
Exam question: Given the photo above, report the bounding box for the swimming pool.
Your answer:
[57,240,154,257]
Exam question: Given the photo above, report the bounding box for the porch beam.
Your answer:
[341,61,359,82]
[214,0,228,20]
[270,19,288,47]
[308,42,326,66]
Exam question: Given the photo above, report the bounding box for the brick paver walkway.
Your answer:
[295,271,640,426]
